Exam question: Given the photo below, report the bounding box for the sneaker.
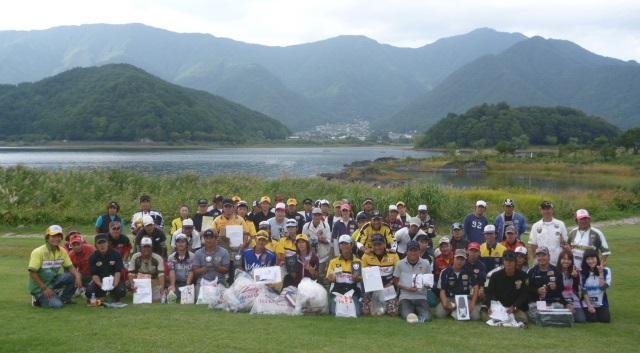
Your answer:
[31,295,41,307]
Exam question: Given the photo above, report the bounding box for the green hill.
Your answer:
[415,103,620,148]
[0,64,290,142]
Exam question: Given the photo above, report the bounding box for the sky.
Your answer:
[0,0,639,61]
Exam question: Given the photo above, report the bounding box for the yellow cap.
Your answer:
[260,196,271,204]
[232,195,241,202]
[396,201,406,207]
[295,234,310,242]
[287,198,298,206]
[46,225,63,237]
[256,230,269,241]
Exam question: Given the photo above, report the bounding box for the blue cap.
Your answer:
[407,240,420,251]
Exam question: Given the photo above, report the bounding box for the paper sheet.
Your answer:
[133,278,152,304]
[362,266,384,293]
[101,275,114,291]
[253,266,282,284]
[382,286,397,301]
[226,225,244,247]
[489,300,509,321]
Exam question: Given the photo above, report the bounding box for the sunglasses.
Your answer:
[111,227,121,230]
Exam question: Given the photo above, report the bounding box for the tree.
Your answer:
[616,128,640,154]
[495,140,517,155]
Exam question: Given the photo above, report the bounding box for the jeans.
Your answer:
[586,307,611,323]
[400,299,431,322]
[35,272,76,309]
[85,280,127,302]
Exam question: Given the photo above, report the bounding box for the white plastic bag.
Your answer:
[333,290,357,318]
[101,276,114,291]
[250,289,297,315]
[133,278,152,304]
[295,278,328,314]
[179,284,195,304]
[196,278,220,305]
[223,271,265,312]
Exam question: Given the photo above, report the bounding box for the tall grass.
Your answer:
[1,166,638,230]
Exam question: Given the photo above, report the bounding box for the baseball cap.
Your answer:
[454,249,467,259]
[94,233,109,243]
[223,198,234,206]
[256,230,269,241]
[320,199,330,206]
[468,242,481,251]
[287,198,298,206]
[452,222,463,230]
[535,246,550,255]
[46,225,63,237]
[338,234,353,244]
[139,195,151,202]
[416,233,429,242]
[515,246,528,255]
[407,240,420,251]
[67,229,81,237]
[483,224,496,234]
[388,205,398,212]
[312,207,323,215]
[576,209,591,220]
[409,217,420,227]
[198,198,209,205]
[396,201,406,207]
[439,236,450,245]
[237,200,248,208]
[356,212,370,222]
[69,234,84,245]
[418,204,428,212]
[371,234,385,244]
[504,198,515,207]
[286,218,298,228]
[108,201,119,209]
[232,195,241,203]
[340,204,351,211]
[275,202,286,211]
[295,234,310,242]
[141,237,153,246]
[505,225,516,234]
[302,198,313,205]
[142,215,154,226]
[182,218,194,227]
[476,200,487,207]
[258,221,270,229]
[371,210,382,219]
[503,250,517,261]
[540,200,554,209]
[333,200,342,208]
[362,197,374,205]
[202,229,217,238]
[174,233,188,242]
[252,200,259,208]
[260,196,272,204]
[214,194,224,202]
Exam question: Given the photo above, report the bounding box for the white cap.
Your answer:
[515,246,528,255]
[439,236,450,245]
[476,200,487,207]
[142,215,154,226]
[576,209,591,220]
[174,233,188,242]
[286,218,298,227]
[182,218,194,227]
[312,207,323,214]
[141,237,153,246]
[483,224,496,234]
[409,217,420,227]
[417,204,428,212]
[258,220,270,228]
[275,202,286,210]
[388,205,398,212]
[338,234,353,244]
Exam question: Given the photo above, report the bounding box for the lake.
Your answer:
[0,146,440,177]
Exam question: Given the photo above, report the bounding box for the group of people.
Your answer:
[28,194,612,324]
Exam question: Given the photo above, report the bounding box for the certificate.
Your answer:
[201,216,214,231]
[253,266,282,284]
[226,225,244,247]
[455,295,470,320]
[362,266,384,293]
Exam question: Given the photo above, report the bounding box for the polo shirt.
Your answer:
[241,248,276,272]
[193,246,230,283]
[135,228,167,256]
[394,257,431,300]
[361,251,399,286]
[167,251,195,284]
[480,242,507,272]
[28,244,73,295]
[464,260,487,287]
[439,265,475,298]
[528,218,568,264]
[326,255,362,294]
[128,252,165,279]
[527,264,566,304]
[89,249,124,279]
[69,244,97,277]
[108,233,132,259]
[276,236,297,259]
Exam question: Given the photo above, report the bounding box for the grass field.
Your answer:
[0,224,638,353]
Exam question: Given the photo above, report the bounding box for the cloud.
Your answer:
[0,0,638,61]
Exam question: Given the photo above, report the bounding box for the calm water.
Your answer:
[0,146,439,177]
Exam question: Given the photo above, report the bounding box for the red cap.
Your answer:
[468,242,481,251]
[69,234,84,245]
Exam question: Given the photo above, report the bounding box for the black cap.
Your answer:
[95,233,109,243]
[237,201,248,208]
[407,240,420,251]
[202,229,217,238]
[371,210,382,219]
[415,233,429,242]
[108,201,120,210]
[303,198,313,204]
[540,200,554,209]
[198,198,209,205]
[503,250,517,261]
[356,212,370,222]
[214,194,224,202]
[451,222,463,230]
[140,195,151,202]
[223,198,234,206]
[371,234,385,244]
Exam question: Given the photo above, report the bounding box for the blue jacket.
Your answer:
[494,212,528,242]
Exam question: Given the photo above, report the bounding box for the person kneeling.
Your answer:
[326,235,363,316]
[394,241,432,322]
[86,233,126,303]
[436,249,481,320]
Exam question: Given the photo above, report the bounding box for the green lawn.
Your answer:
[1,224,638,353]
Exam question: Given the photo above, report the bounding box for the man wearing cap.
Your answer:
[29,225,82,308]
[107,220,132,262]
[395,201,411,228]
[300,198,314,223]
[357,197,376,220]
[128,236,165,301]
[193,229,230,286]
[211,199,250,283]
[362,234,400,316]
[450,223,468,251]
[332,200,344,226]
[515,246,529,272]
[86,233,126,303]
[68,233,97,287]
[463,200,489,244]
[484,251,529,323]
[326,235,363,316]
[417,204,435,235]
[96,201,125,234]
[241,231,276,273]
[167,234,195,299]
[249,196,275,230]
[394,217,428,259]
[357,211,395,255]
[495,199,528,242]
[268,203,289,241]
[276,222,299,265]
[318,200,334,229]
[236,201,257,244]
[130,195,164,232]
[527,247,569,321]
[135,214,167,258]
[206,195,224,217]
[528,201,569,265]
[302,207,332,283]
[501,225,525,252]
[386,205,404,233]
[436,249,481,320]
[417,234,434,264]
[192,199,215,232]
[394,240,432,322]
[480,225,507,272]
[171,218,201,253]
[285,198,305,233]
[568,209,610,266]
[465,242,487,301]
[433,237,454,281]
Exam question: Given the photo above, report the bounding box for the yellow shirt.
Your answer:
[361,251,399,285]
[358,223,395,251]
[326,255,362,284]
[170,217,183,235]
[276,237,297,260]
[211,214,250,234]
[480,242,507,258]
[28,244,73,294]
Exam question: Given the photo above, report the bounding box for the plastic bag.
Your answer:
[333,290,357,318]
[209,286,226,310]
[369,290,386,316]
[295,278,328,314]
[179,284,195,304]
[133,278,152,304]
[167,290,178,304]
[250,288,297,315]
[196,279,220,305]
[223,271,265,312]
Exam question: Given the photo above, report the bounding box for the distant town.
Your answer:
[289,119,415,143]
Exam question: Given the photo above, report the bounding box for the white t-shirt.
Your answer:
[394,227,427,254]
[528,218,568,264]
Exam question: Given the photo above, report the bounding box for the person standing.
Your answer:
[528,201,569,265]
[494,199,528,242]
[95,201,125,234]
[463,200,489,244]
[568,209,611,266]
[130,195,164,232]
